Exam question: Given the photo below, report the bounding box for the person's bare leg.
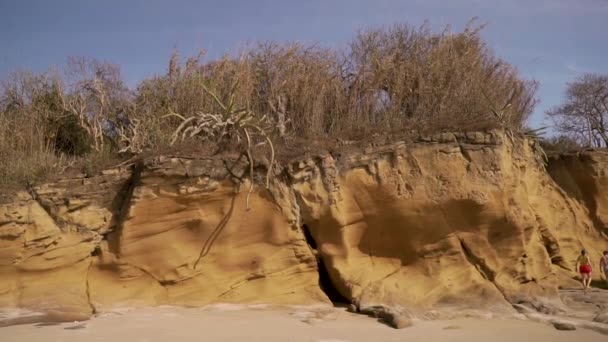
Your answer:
[582,275,589,293]
[581,275,586,291]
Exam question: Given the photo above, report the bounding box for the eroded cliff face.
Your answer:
[288,133,606,316]
[547,151,608,239]
[0,159,327,324]
[1,131,607,323]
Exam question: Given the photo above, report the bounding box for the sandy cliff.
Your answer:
[547,151,608,239]
[1,131,607,324]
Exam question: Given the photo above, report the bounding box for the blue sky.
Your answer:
[1,0,607,129]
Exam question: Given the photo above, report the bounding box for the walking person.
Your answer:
[600,250,608,288]
[576,249,593,293]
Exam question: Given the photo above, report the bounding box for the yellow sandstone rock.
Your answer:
[0,130,606,323]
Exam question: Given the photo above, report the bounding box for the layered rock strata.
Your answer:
[1,131,607,323]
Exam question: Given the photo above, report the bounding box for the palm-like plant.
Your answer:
[165,79,276,209]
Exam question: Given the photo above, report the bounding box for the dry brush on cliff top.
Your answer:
[0,19,539,190]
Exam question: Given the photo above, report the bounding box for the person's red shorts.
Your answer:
[580,265,592,274]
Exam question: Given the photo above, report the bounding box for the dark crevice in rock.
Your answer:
[221,155,249,182]
[0,221,14,228]
[159,279,179,286]
[65,203,90,214]
[193,194,237,269]
[0,233,21,241]
[91,246,102,257]
[458,144,474,164]
[302,224,317,250]
[27,187,66,229]
[124,262,164,284]
[302,224,350,305]
[459,238,496,281]
[106,161,143,255]
[536,217,569,270]
[458,237,509,303]
[85,260,96,315]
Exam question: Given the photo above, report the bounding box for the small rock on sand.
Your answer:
[64,324,87,330]
[552,321,576,331]
[387,316,412,329]
[359,305,412,329]
[443,325,462,330]
[346,304,357,313]
[593,312,608,324]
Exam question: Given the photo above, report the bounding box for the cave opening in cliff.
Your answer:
[302,224,350,305]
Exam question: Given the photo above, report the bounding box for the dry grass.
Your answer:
[541,135,585,154]
[0,19,539,192]
[345,21,537,133]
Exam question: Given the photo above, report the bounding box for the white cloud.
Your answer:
[565,62,593,74]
